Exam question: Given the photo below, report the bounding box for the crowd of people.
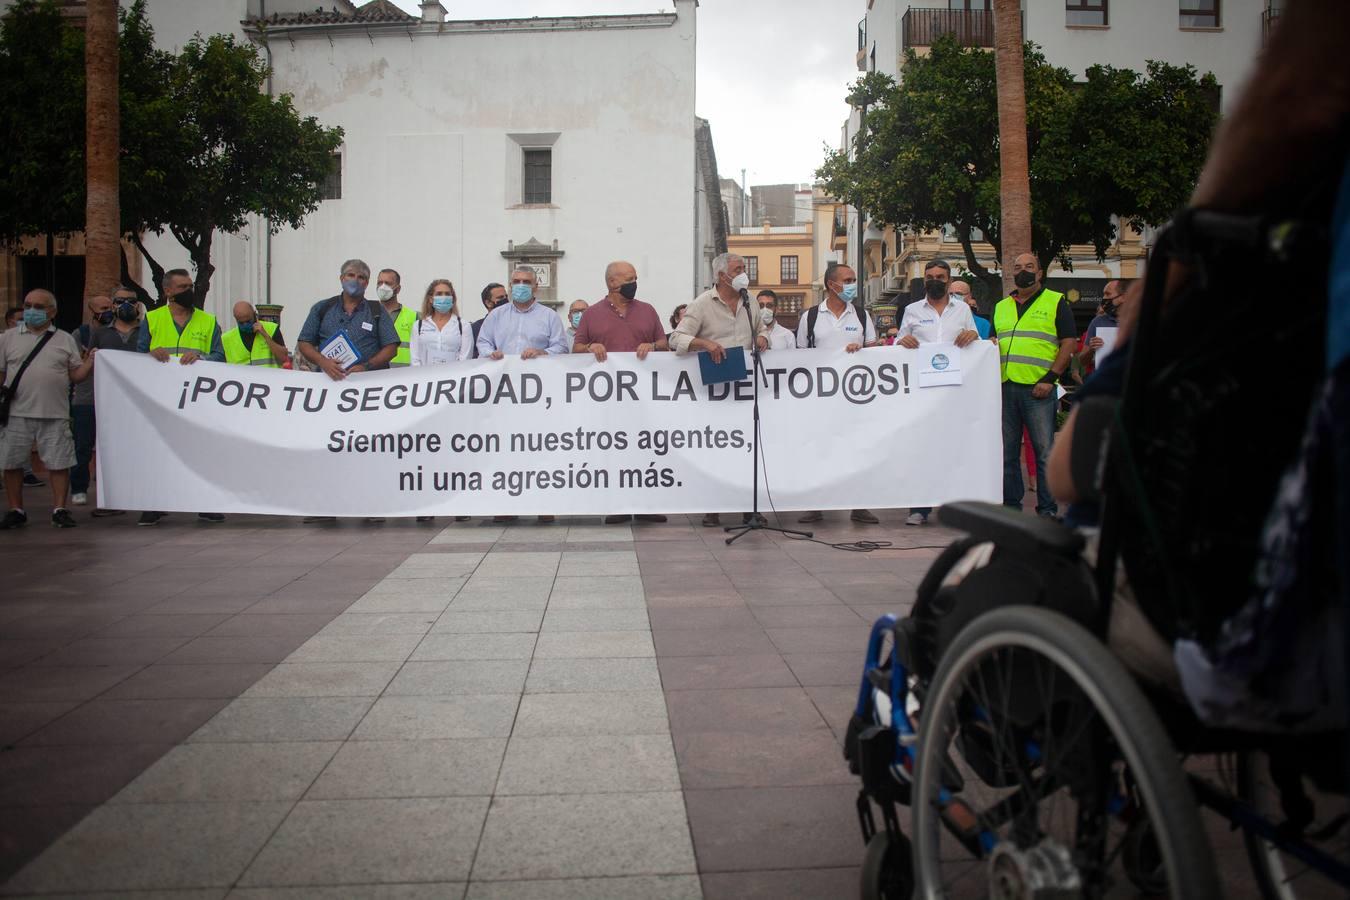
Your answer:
[0,250,1117,531]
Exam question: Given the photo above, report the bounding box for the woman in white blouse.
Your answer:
[409,278,474,366]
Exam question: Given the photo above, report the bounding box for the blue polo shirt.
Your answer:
[298,295,399,366]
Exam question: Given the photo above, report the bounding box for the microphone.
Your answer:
[739,288,750,303]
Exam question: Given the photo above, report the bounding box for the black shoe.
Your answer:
[1,509,28,529]
[303,516,337,524]
[365,517,385,524]
[850,509,880,525]
[416,516,435,522]
[198,513,225,523]
[604,514,633,524]
[797,510,823,523]
[701,513,721,527]
[51,508,77,528]
[137,511,165,526]
[454,516,471,521]
[22,473,44,487]
[634,514,668,523]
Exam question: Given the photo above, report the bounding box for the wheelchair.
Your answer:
[845,210,1349,899]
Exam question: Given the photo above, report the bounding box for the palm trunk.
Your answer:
[83,0,120,312]
[992,0,1031,296]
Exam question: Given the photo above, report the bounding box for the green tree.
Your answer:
[0,1,343,306]
[817,35,1219,301]
[128,32,343,305]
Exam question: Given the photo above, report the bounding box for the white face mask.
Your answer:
[758,308,774,325]
[730,272,750,292]
[949,293,967,304]
[375,283,396,302]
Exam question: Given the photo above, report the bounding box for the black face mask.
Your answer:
[115,302,139,322]
[1013,271,1037,290]
[1101,298,1118,318]
[618,281,638,301]
[924,279,947,300]
[172,289,196,308]
[94,310,115,326]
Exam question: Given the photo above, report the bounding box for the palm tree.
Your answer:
[84,0,120,308]
[993,0,1031,295]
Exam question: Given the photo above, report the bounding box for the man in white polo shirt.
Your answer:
[895,258,981,525]
[795,262,879,526]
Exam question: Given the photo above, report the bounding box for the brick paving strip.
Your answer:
[2,519,704,898]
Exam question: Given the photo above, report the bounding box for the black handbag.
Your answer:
[0,330,56,427]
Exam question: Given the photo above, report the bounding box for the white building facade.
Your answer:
[121,0,701,337]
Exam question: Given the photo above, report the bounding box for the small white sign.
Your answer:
[1095,326,1119,363]
[425,347,458,366]
[319,331,361,369]
[918,343,963,388]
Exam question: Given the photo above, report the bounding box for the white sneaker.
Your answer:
[905,512,927,526]
[71,492,88,506]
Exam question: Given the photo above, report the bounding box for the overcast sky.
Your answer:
[389,0,862,188]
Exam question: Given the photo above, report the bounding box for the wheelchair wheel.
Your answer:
[861,831,915,900]
[1239,751,1349,900]
[910,606,1220,899]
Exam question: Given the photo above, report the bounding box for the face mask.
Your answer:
[115,302,139,322]
[924,279,947,300]
[839,282,858,303]
[375,283,396,302]
[618,281,638,301]
[432,295,455,313]
[758,308,774,325]
[173,289,196,307]
[730,272,750,292]
[949,293,967,305]
[94,310,115,326]
[510,283,533,304]
[569,311,583,327]
[1101,299,1118,317]
[342,277,364,297]
[23,308,48,328]
[238,320,255,335]
[1014,270,1037,289]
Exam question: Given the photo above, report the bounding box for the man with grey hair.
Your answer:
[671,252,768,527]
[1,289,96,528]
[297,258,399,383]
[477,265,568,524]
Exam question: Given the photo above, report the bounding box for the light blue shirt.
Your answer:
[475,300,568,357]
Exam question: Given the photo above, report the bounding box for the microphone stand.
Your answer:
[724,289,813,546]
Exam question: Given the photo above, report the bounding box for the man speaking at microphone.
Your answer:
[670,252,768,528]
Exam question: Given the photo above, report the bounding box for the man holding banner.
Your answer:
[670,251,768,528]
[295,258,399,382]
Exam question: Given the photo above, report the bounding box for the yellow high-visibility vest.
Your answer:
[993,289,1064,384]
[390,305,416,367]
[146,305,216,357]
[221,321,280,367]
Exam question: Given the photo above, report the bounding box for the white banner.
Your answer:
[94,343,1001,517]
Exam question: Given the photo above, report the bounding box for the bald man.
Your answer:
[991,253,1077,518]
[222,301,288,368]
[948,279,991,339]
[575,260,669,524]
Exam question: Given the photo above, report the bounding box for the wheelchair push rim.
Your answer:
[910,605,1221,899]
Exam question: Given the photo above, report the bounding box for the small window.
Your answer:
[321,152,342,200]
[1066,0,1107,25]
[777,293,805,314]
[745,256,759,285]
[1180,0,1219,27]
[522,148,552,204]
[781,256,799,285]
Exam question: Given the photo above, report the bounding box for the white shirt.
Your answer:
[898,296,976,344]
[409,313,473,365]
[765,322,796,350]
[796,296,877,350]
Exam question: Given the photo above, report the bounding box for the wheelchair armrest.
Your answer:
[936,501,1084,558]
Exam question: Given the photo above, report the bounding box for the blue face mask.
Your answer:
[23,308,48,329]
[570,311,583,327]
[839,282,858,303]
[238,320,255,335]
[510,283,533,304]
[342,277,364,297]
[432,295,455,313]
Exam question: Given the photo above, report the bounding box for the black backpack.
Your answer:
[805,299,869,348]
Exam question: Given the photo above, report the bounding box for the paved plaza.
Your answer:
[0,501,1267,898]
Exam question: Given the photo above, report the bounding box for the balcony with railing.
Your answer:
[900,8,1001,52]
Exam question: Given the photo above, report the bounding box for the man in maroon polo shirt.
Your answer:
[574,260,670,525]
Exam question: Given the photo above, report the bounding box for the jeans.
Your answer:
[1002,382,1058,516]
[71,404,96,495]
